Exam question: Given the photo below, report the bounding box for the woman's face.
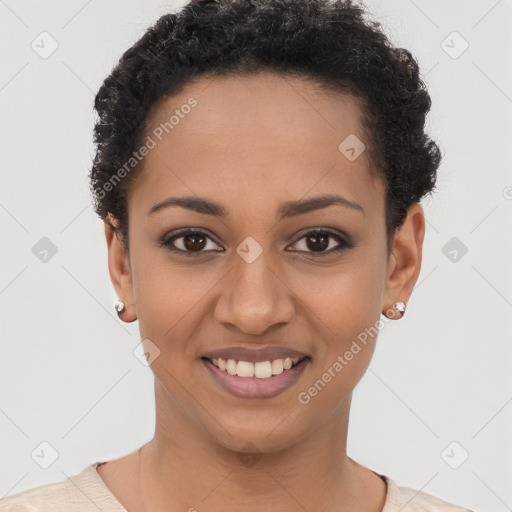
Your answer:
[106,71,423,452]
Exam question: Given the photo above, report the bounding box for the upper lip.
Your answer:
[202,346,310,363]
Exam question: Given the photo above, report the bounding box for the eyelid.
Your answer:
[159,228,222,254]
[291,226,351,244]
[160,226,354,257]
[287,227,354,255]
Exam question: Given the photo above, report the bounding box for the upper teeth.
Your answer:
[211,357,302,378]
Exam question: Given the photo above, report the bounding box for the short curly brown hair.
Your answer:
[89,0,441,255]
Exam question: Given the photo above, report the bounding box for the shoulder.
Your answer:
[382,474,476,512]
[0,463,124,512]
[0,475,73,511]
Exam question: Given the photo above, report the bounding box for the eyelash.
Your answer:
[159,227,354,257]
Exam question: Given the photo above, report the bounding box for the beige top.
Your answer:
[0,462,474,511]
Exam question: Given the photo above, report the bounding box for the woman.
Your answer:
[1,0,475,510]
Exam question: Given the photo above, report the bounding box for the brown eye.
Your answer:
[288,229,353,256]
[160,227,354,257]
[160,229,223,255]
[182,232,207,251]
[305,232,330,252]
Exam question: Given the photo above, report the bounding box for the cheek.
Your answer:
[291,253,385,335]
[288,253,386,394]
[292,264,384,416]
[131,253,223,363]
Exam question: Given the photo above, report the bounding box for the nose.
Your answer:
[213,250,295,336]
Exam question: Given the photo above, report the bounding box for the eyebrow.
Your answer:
[148,193,364,219]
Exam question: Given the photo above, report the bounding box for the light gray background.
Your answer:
[1,1,511,511]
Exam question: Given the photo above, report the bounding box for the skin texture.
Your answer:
[101,71,425,512]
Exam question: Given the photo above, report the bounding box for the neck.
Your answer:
[135,380,385,512]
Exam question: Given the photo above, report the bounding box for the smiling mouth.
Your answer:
[201,355,310,379]
[201,355,311,399]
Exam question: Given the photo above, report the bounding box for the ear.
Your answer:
[382,202,425,318]
[104,215,136,322]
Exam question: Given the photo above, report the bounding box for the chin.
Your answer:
[204,413,309,456]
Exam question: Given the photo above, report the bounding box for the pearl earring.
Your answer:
[393,301,406,313]
[383,301,406,319]
[114,299,137,323]
[114,299,125,315]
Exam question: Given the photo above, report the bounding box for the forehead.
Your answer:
[128,71,384,218]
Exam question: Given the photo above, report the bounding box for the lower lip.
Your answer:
[201,357,311,399]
